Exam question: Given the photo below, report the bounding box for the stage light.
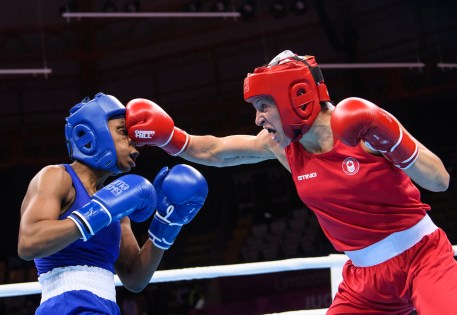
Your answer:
[62,12,241,18]
[318,63,425,69]
[437,63,457,69]
[0,68,52,76]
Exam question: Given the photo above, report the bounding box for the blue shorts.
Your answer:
[36,290,121,315]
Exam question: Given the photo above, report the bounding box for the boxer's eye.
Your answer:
[119,127,128,136]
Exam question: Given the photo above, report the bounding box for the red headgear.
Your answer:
[243,53,330,141]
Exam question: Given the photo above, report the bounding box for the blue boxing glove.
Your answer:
[69,174,157,241]
[149,164,208,250]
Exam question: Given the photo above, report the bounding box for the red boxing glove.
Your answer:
[125,99,189,156]
[331,97,418,169]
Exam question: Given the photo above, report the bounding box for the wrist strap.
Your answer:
[161,127,189,156]
[384,129,419,169]
[149,214,183,250]
[68,200,111,242]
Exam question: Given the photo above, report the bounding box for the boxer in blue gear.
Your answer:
[18,92,208,315]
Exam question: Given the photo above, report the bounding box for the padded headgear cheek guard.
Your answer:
[65,92,126,173]
[243,54,330,141]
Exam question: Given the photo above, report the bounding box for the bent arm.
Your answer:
[345,102,451,192]
[359,121,450,192]
[18,166,81,260]
[402,138,449,192]
[115,218,165,292]
[388,118,449,192]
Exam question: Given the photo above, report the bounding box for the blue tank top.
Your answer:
[34,164,121,275]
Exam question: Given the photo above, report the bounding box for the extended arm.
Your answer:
[125,99,287,168]
[181,132,277,167]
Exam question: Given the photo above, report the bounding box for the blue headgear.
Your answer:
[65,92,126,173]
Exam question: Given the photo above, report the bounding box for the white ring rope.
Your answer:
[0,254,348,297]
[1,246,455,315]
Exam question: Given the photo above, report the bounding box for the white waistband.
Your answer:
[345,214,437,267]
[38,266,116,304]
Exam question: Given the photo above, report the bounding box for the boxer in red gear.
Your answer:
[126,50,457,314]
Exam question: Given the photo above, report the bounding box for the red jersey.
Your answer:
[285,139,430,252]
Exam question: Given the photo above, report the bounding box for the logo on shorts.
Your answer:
[135,130,155,139]
[342,157,359,175]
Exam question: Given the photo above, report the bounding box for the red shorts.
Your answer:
[328,229,457,315]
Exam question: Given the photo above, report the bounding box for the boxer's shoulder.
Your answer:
[29,165,74,203]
